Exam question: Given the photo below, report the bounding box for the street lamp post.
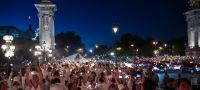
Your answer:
[1,34,15,71]
[112,24,119,69]
[42,41,47,63]
[34,41,52,65]
[152,41,158,56]
[112,24,119,41]
[1,35,15,59]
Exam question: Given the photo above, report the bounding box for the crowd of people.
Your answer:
[0,60,198,90]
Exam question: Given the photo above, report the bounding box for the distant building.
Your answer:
[0,24,35,40]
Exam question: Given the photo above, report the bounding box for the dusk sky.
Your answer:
[0,0,189,49]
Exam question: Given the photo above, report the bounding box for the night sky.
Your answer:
[0,0,189,49]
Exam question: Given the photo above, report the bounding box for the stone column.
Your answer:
[198,31,200,47]
[35,4,57,51]
[191,31,195,48]
[189,30,195,48]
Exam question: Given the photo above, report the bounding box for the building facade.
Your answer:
[0,25,35,40]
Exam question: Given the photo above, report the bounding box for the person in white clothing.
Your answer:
[25,67,44,90]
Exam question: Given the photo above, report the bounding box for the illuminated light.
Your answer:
[10,64,13,66]
[164,44,167,47]
[3,72,6,75]
[87,84,92,89]
[153,66,159,70]
[154,50,159,55]
[91,63,95,67]
[48,53,53,57]
[31,71,36,75]
[42,41,46,47]
[113,27,118,34]
[10,45,15,50]
[95,45,99,48]
[34,51,42,56]
[5,50,14,58]
[130,44,134,47]
[29,61,32,64]
[125,75,129,79]
[136,49,139,52]
[153,41,158,45]
[77,48,83,52]
[110,52,115,56]
[195,65,200,71]
[116,47,122,51]
[89,49,93,53]
[44,25,49,30]
[159,46,163,50]
[29,49,32,52]
[166,64,170,67]
[174,66,181,70]
[124,63,132,67]
[48,49,52,53]
[35,45,41,50]
[3,35,14,42]
[1,45,7,50]
[119,76,122,78]
[118,70,122,73]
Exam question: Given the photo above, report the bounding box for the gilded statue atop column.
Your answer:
[189,0,200,9]
[41,0,51,4]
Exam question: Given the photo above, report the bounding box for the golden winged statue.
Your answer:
[189,0,200,9]
[41,0,51,3]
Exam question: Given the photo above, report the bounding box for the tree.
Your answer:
[119,33,146,56]
[55,31,85,58]
[93,45,110,55]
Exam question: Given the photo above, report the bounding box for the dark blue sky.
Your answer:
[0,0,188,49]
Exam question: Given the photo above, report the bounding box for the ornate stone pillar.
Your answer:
[35,1,57,51]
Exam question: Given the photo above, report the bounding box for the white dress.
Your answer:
[30,86,42,90]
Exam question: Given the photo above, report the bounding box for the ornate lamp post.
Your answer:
[1,35,15,72]
[34,41,52,64]
[112,24,119,68]
[1,35,15,59]
[112,24,119,41]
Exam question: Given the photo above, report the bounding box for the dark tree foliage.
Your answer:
[93,45,110,55]
[168,36,187,55]
[55,31,85,58]
[113,33,187,57]
[119,33,146,56]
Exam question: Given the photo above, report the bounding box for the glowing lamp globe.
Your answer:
[48,53,53,57]
[112,27,118,34]
[10,45,15,50]
[3,35,14,42]
[1,45,7,50]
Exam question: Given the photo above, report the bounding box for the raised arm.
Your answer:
[25,72,32,88]
[7,71,13,88]
[37,66,44,86]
